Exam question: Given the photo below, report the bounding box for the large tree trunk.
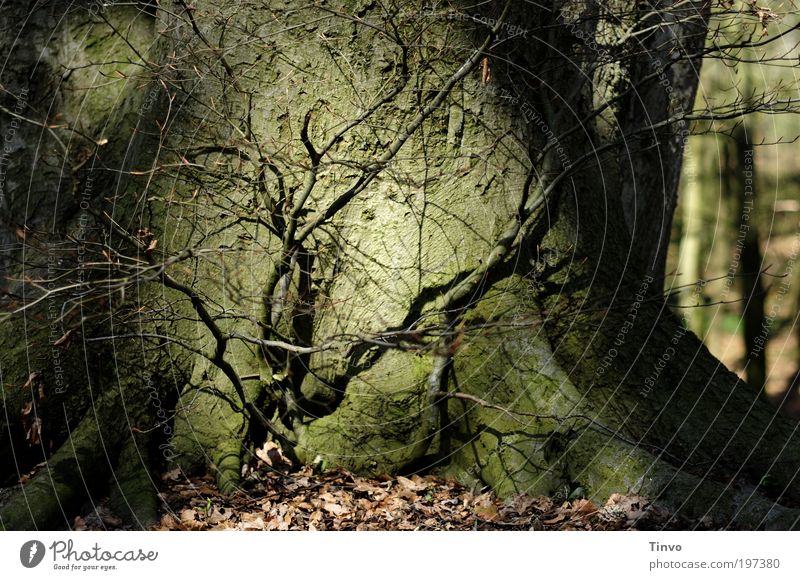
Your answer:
[3,0,800,530]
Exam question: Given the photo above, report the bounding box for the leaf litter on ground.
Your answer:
[61,443,714,531]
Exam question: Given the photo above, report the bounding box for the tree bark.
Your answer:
[2,0,800,531]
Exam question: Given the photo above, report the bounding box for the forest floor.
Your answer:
[61,444,716,532]
[145,470,709,532]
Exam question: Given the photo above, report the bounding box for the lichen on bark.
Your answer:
[2,0,800,531]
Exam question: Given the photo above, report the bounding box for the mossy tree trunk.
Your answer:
[2,0,800,530]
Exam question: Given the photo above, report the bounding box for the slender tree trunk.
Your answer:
[726,122,766,392]
[675,138,706,336]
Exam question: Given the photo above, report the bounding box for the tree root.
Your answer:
[568,436,800,530]
[0,390,163,530]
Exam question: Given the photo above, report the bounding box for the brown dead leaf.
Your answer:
[543,512,566,525]
[207,507,231,525]
[161,467,182,481]
[354,481,384,495]
[529,517,544,531]
[605,493,643,513]
[324,502,348,516]
[510,494,542,513]
[179,509,196,522]
[571,498,597,517]
[255,440,291,469]
[154,465,691,531]
[179,509,206,530]
[474,493,498,521]
[239,514,266,530]
[396,475,427,492]
[601,493,649,525]
[158,513,180,530]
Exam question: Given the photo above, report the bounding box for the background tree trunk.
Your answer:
[674,139,707,336]
[726,122,767,392]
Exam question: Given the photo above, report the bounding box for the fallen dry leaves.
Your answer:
[62,445,711,531]
[145,465,703,531]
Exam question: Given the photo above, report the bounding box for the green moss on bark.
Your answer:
[0,391,121,530]
[294,349,431,472]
